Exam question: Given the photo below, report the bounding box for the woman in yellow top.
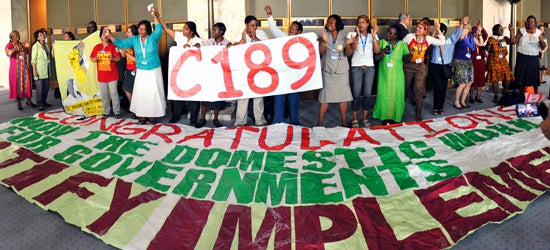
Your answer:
[31,29,51,111]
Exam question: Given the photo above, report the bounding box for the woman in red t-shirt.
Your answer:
[91,27,121,118]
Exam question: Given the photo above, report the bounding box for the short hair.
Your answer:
[9,30,19,41]
[492,24,502,35]
[128,25,138,36]
[417,20,430,36]
[87,20,98,33]
[64,31,76,40]
[326,14,344,32]
[33,29,44,43]
[439,23,448,35]
[526,15,537,28]
[398,12,410,22]
[214,22,226,35]
[290,21,303,33]
[186,21,200,38]
[138,20,152,35]
[244,15,257,25]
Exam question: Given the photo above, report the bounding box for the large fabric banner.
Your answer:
[167,33,322,101]
[53,31,102,116]
[0,107,548,249]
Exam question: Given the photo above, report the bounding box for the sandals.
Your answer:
[352,120,360,128]
[438,110,445,115]
[433,109,439,115]
[363,120,371,128]
[139,118,147,125]
[115,114,121,119]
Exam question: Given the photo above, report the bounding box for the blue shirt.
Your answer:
[454,32,476,60]
[113,23,163,70]
[431,28,462,65]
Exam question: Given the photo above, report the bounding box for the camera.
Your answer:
[515,102,540,118]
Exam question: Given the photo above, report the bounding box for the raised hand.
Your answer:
[264,5,272,16]
[372,22,379,35]
[321,31,328,43]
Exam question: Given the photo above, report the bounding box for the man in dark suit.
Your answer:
[391,12,411,40]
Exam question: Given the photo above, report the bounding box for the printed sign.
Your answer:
[167,33,322,101]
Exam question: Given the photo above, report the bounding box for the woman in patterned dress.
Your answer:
[5,30,34,110]
[485,24,515,103]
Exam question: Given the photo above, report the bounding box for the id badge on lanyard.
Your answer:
[140,37,148,65]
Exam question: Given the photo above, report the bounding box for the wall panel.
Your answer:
[47,0,69,28]
[408,0,438,19]
[372,0,405,17]
[291,0,328,17]
[128,0,159,23]
[440,0,467,19]
[70,0,95,27]
[332,0,368,17]
[161,0,187,21]
[248,0,286,18]
[97,0,125,25]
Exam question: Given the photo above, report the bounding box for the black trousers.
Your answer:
[171,101,199,123]
[429,63,449,110]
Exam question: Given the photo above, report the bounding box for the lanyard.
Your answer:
[359,33,367,53]
[389,40,397,59]
[415,38,424,55]
[331,32,337,52]
[139,36,148,61]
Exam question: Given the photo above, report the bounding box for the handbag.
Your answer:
[440,46,452,79]
[443,64,452,79]
[499,89,522,107]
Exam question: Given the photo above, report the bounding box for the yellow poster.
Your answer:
[53,31,103,116]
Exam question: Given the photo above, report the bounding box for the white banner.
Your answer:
[167,32,322,101]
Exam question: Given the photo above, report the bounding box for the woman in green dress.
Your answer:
[373,26,410,124]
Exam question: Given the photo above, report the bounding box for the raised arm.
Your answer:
[509,24,521,45]
[153,9,174,39]
[319,31,328,56]
[265,5,286,38]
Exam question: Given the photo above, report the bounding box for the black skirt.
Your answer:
[513,52,540,89]
[202,101,226,110]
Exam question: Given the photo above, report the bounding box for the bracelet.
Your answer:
[321,42,327,47]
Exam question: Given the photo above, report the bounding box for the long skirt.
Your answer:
[514,52,540,89]
[130,67,166,117]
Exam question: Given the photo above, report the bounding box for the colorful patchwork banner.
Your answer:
[0,107,548,249]
[53,32,103,116]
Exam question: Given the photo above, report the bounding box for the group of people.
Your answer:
[6,28,53,111]
[5,7,548,129]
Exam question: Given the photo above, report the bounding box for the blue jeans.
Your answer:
[35,78,50,107]
[273,93,300,125]
[350,66,375,112]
